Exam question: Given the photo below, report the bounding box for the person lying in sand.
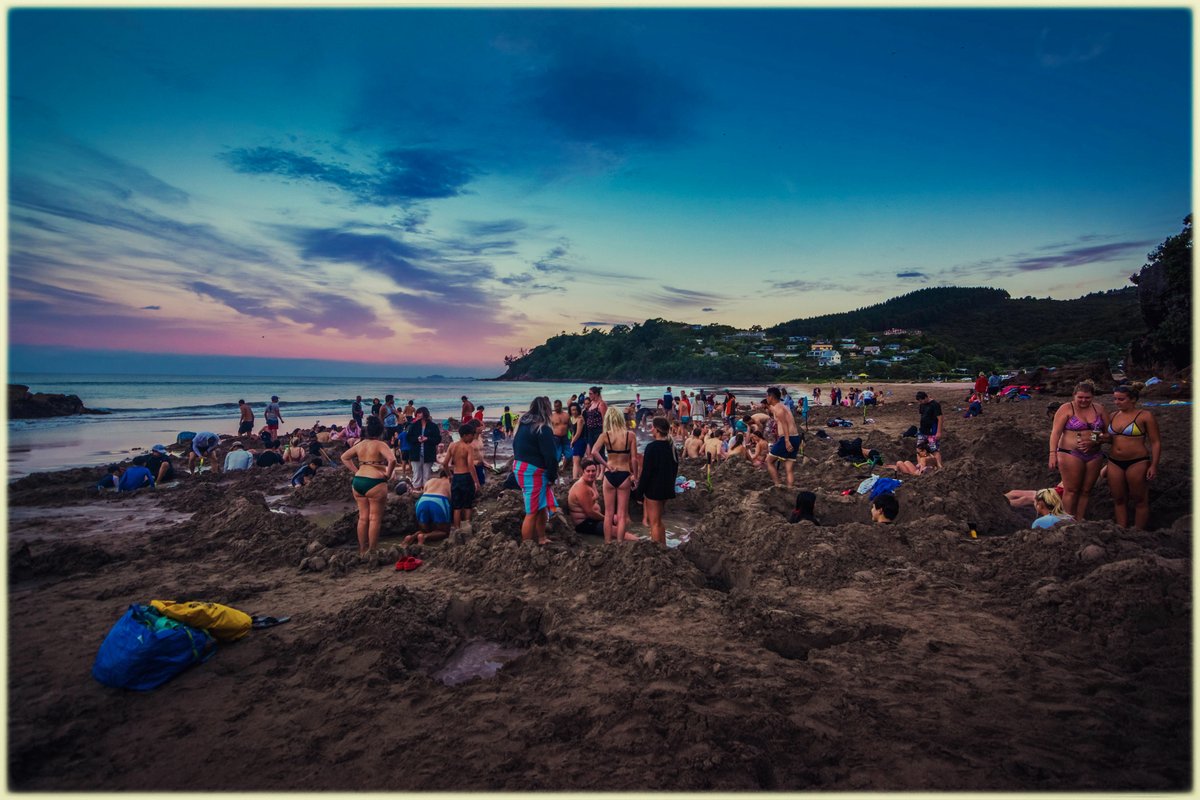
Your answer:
[404,474,452,546]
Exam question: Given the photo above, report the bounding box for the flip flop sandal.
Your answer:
[394,556,423,571]
[251,615,291,629]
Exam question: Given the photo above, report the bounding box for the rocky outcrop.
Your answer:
[8,385,109,419]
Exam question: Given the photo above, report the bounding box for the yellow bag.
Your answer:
[150,600,252,642]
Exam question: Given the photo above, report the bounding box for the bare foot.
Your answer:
[417,533,427,545]
[622,532,640,542]
[401,534,416,546]
[537,537,555,545]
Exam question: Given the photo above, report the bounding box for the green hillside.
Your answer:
[495,286,1143,382]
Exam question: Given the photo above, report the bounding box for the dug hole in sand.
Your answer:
[6,389,1191,791]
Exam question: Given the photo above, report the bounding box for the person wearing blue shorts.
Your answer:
[764,386,803,488]
[405,474,453,545]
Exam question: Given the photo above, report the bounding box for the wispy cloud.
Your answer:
[142,305,161,310]
[188,279,382,337]
[896,271,929,279]
[645,285,723,308]
[222,145,478,206]
[777,278,847,293]
[947,236,1156,281]
[701,307,715,312]
[1037,28,1111,68]
[460,219,526,237]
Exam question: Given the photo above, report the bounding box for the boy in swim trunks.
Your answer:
[442,422,481,529]
[765,386,802,488]
[404,474,453,545]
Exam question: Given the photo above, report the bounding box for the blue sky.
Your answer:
[7,8,1191,376]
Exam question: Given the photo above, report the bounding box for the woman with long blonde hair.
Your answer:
[591,406,639,544]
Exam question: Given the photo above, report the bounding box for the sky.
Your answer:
[7,7,1192,377]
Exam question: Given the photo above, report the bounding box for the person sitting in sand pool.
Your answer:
[789,491,819,525]
[334,418,362,447]
[283,437,307,464]
[636,416,679,547]
[683,427,705,459]
[871,492,899,524]
[703,430,724,463]
[95,464,121,490]
[746,431,769,467]
[290,458,321,488]
[513,397,560,545]
[592,406,640,545]
[1102,382,1161,529]
[404,474,452,546]
[887,443,937,476]
[255,441,284,468]
[443,421,482,531]
[568,458,606,537]
[223,441,254,471]
[1049,380,1108,521]
[340,416,396,554]
[146,444,175,483]
[1032,487,1074,529]
[188,432,221,474]
[726,433,747,461]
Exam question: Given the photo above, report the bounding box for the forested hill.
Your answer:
[768,287,1010,337]
[494,286,1142,383]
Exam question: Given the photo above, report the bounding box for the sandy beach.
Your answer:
[7,383,1190,791]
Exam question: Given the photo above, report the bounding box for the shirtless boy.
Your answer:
[567,458,605,536]
[765,386,802,488]
[442,422,481,529]
[683,427,704,459]
[404,474,452,546]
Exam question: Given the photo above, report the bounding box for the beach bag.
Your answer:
[868,477,903,501]
[150,599,252,642]
[176,431,196,445]
[92,604,216,691]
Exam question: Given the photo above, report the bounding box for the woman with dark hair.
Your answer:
[339,415,396,554]
[406,406,441,490]
[512,396,559,545]
[635,416,678,546]
[788,491,819,525]
[1048,380,1108,519]
[582,386,607,457]
[568,402,587,479]
[1102,382,1161,528]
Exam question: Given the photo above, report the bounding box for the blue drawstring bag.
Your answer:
[92,604,216,691]
[176,431,196,445]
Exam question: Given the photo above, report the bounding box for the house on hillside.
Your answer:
[788,335,809,343]
[885,344,901,351]
[764,360,782,369]
[810,343,833,352]
[863,345,881,355]
[817,350,842,366]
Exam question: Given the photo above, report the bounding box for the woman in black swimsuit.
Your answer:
[1102,382,1161,529]
[591,406,639,544]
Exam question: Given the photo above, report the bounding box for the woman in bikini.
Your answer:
[1048,380,1108,520]
[339,416,396,554]
[591,406,639,544]
[1102,382,1160,528]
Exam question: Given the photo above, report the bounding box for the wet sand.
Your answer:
[7,385,1191,791]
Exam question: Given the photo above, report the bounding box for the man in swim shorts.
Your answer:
[189,431,222,474]
[405,474,453,545]
[568,458,605,536]
[765,386,802,488]
[915,391,944,467]
[237,399,255,436]
[265,395,284,437]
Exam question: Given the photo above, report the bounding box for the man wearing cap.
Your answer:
[223,441,254,471]
[145,444,176,483]
[265,395,284,437]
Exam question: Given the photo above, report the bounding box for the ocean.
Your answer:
[6,373,709,478]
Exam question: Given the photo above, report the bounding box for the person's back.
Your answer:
[118,465,154,491]
[256,448,283,467]
[224,446,254,471]
[423,475,451,498]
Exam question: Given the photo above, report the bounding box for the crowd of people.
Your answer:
[97,378,1164,550]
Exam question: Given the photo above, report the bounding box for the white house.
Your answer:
[863,345,881,355]
[817,350,843,366]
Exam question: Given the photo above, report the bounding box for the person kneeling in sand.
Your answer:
[1031,487,1074,529]
[871,492,899,524]
[404,474,453,546]
[568,458,606,536]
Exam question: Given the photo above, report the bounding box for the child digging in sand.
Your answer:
[442,422,481,530]
[404,474,452,546]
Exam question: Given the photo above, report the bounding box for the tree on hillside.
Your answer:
[1128,215,1192,374]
